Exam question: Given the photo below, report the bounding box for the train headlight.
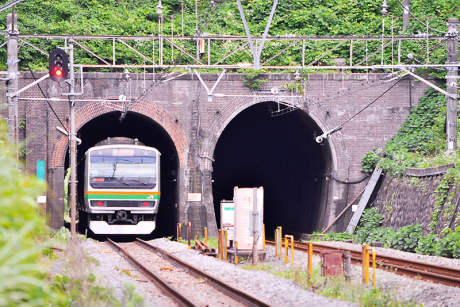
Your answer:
[91,200,107,207]
[139,201,154,207]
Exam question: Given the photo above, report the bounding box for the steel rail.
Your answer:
[106,238,198,307]
[266,240,460,288]
[136,238,271,307]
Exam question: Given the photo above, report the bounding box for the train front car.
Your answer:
[84,143,161,235]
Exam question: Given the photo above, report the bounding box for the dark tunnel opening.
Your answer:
[64,111,178,238]
[212,101,331,238]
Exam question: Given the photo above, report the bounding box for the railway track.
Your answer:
[266,239,460,288]
[107,238,270,307]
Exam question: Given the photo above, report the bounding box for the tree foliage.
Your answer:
[0,0,458,71]
[0,119,48,306]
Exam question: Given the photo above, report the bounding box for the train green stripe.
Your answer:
[86,194,161,200]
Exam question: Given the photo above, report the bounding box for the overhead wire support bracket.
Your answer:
[193,68,226,102]
[6,73,49,97]
[401,68,457,99]
[236,0,278,70]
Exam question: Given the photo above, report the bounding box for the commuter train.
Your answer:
[79,137,161,235]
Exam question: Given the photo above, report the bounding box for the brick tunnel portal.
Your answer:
[212,101,332,237]
[66,111,179,238]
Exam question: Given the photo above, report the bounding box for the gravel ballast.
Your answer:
[80,238,460,306]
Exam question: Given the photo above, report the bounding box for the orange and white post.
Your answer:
[308,242,313,282]
[263,224,265,250]
[219,229,223,260]
[224,230,228,262]
[275,228,279,258]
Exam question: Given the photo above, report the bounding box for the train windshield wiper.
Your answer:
[108,176,131,186]
[125,178,149,186]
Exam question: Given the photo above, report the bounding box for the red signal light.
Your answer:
[142,202,149,206]
[97,201,103,206]
[49,48,68,82]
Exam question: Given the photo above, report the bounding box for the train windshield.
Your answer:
[89,148,157,189]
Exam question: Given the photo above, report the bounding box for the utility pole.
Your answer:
[6,10,18,156]
[446,18,459,153]
[68,40,77,238]
[403,0,410,30]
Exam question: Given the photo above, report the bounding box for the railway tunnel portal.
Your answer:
[212,101,332,236]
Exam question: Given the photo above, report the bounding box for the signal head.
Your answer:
[49,48,68,82]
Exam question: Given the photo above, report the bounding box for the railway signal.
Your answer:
[49,48,68,82]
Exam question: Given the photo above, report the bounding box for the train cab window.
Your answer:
[89,148,157,189]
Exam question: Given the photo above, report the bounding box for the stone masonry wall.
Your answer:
[373,174,460,235]
[0,71,435,235]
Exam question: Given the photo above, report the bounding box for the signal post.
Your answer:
[67,41,77,239]
[48,44,76,238]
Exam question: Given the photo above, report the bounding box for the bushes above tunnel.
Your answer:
[361,88,458,177]
[1,0,457,73]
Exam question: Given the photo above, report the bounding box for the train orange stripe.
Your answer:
[85,191,161,195]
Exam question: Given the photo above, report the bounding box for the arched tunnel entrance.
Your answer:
[212,101,332,238]
[65,111,178,238]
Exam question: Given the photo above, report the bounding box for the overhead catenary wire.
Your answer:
[338,77,405,128]
[316,77,405,143]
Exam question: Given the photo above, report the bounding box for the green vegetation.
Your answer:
[243,262,419,306]
[361,88,455,177]
[324,208,460,259]
[0,119,144,306]
[0,0,457,74]
[0,119,48,306]
[241,69,269,90]
[359,87,460,246]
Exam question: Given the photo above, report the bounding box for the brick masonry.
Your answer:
[0,71,436,236]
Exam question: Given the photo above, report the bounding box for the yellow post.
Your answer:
[187,222,191,249]
[372,247,376,288]
[224,230,228,262]
[205,227,208,245]
[361,244,366,282]
[177,223,181,241]
[218,229,222,260]
[290,235,294,266]
[365,244,370,284]
[235,241,239,264]
[279,226,282,259]
[285,236,288,264]
[308,243,313,280]
[263,224,265,250]
[275,228,279,258]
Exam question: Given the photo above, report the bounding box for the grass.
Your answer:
[44,228,145,306]
[242,263,420,307]
[415,150,460,169]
